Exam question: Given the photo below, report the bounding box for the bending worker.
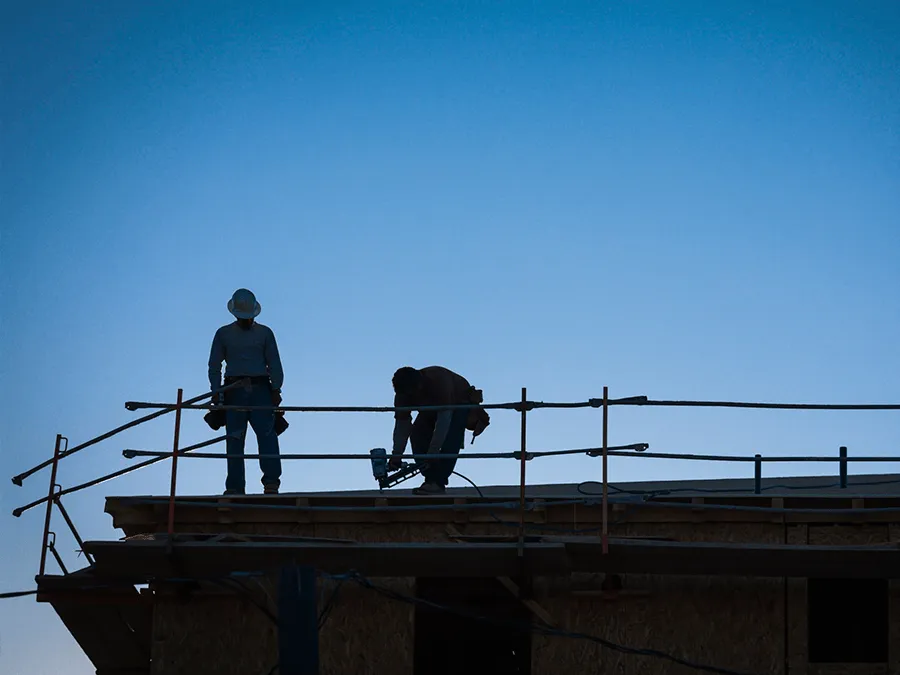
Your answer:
[389,365,490,495]
[208,288,284,495]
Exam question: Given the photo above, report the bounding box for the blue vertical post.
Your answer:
[754,454,762,495]
[839,446,848,489]
[279,565,319,675]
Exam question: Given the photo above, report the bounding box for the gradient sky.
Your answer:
[2,1,898,672]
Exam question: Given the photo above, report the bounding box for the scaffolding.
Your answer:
[9,379,900,578]
[8,381,900,675]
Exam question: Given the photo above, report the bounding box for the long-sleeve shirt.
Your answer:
[208,321,284,392]
[392,366,471,455]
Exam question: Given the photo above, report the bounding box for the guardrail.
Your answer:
[9,380,900,577]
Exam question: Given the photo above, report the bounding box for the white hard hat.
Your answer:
[227,288,261,319]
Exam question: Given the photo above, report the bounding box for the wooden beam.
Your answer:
[294,497,311,524]
[566,538,900,578]
[569,589,651,600]
[495,576,556,627]
[690,497,704,523]
[83,540,571,579]
[445,525,556,626]
[106,494,900,538]
[61,534,900,594]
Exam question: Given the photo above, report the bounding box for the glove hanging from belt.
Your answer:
[464,386,490,444]
[204,387,290,436]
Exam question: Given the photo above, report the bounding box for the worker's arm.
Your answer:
[264,328,284,392]
[428,411,452,453]
[392,393,412,455]
[208,329,225,392]
[427,374,456,453]
[392,418,412,455]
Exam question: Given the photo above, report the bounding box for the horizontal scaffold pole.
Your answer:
[10,380,248,487]
[121,396,900,414]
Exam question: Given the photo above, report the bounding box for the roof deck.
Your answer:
[104,473,900,536]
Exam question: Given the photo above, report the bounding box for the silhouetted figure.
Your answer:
[390,366,489,495]
[208,288,284,495]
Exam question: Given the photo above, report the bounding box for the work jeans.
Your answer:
[224,383,281,492]
[409,409,468,486]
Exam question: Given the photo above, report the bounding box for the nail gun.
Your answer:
[369,448,421,490]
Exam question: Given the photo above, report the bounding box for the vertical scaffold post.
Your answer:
[166,388,184,543]
[518,387,527,558]
[39,434,64,577]
[602,386,609,555]
[279,565,319,675]
[839,446,848,489]
[754,454,762,495]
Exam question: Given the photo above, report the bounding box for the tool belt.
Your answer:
[464,386,490,443]
[206,375,289,436]
[224,375,271,386]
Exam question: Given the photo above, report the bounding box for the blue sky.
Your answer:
[1,1,898,672]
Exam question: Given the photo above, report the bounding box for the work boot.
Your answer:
[223,488,244,496]
[263,481,280,495]
[412,481,445,495]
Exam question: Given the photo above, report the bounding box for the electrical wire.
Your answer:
[451,470,484,497]
[450,471,900,533]
[210,578,278,624]
[338,571,757,675]
[604,499,900,516]
[455,470,635,534]
[577,475,900,499]
[0,589,38,600]
[244,573,344,675]
[452,470,543,532]
[209,572,348,631]
[0,578,268,601]
[317,576,345,630]
[449,471,635,535]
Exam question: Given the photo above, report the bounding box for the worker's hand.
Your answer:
[211,393,222,407]
[388,455,403,471]
[271,391,282,407]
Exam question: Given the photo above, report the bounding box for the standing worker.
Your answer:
[389,366,490,495]
[208,288,285,495]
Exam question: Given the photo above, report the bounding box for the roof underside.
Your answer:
[61,535,900,581]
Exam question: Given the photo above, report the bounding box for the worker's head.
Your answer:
[228,288,261,328]
[392,367,422,396]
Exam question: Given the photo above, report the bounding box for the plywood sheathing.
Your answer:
[151,574,415,675]
[152,591,275,675]
[531,575,785,674]
[532,522,788,675]
[141,512,900,674]
[318,576,414,675]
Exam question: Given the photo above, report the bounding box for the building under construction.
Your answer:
[10,384,900,675]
